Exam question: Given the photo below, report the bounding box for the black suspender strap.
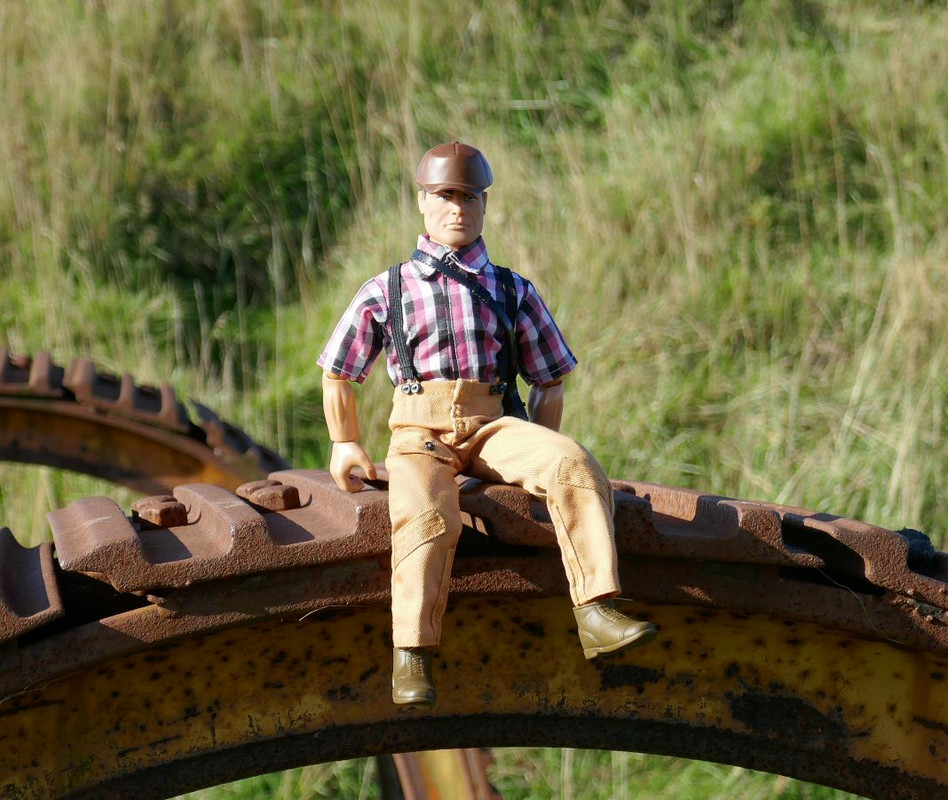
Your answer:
[411,250,515,329]
[410,249,528,420]
[387,251,529,419]
[496,265,528,420]
[387,264,422,393]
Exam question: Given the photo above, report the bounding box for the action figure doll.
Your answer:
[318,142,656,706]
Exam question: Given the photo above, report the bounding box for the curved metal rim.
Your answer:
[0,400,239,494]
[5,594,947,800]
[65,716,944,800]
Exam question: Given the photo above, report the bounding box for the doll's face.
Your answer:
[417,188,487,250]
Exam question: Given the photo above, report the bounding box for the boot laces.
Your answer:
[406,651,429,675]
[598,604,632,624]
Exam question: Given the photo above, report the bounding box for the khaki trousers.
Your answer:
[386,380,621,648]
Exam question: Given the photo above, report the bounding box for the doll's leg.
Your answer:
[466,419,656,657]
[386,446,462,706]
[386,448,463,649]
[467,418,619,604]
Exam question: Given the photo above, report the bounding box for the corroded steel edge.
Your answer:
[0,534,62,639]
[0,350,288,492]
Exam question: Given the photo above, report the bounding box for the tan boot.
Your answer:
[392,647,436,706]
[573,600,657,660]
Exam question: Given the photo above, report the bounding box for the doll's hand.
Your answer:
[330,441,377,492]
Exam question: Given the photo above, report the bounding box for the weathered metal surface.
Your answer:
[0,530,62,638]
[619,481,947,603]
[0,350,288,493]
[48,471,392,593]
[2,594,946,800]
[62,358,191,434]
[0,469,946,797]
[40,471,948,653]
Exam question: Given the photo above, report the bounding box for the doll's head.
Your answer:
[415,142,492,250]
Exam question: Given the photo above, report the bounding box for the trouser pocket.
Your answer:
[387,426,457,464]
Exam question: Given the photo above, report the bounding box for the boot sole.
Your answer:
[392,692,436,707]
[582,624,657,660]
[392,685,437,707]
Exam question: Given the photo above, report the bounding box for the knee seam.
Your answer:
[555,453,612,504]
[392,509,451,566]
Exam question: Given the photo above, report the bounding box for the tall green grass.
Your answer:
[1,1,944,797]
[170,749,858,799]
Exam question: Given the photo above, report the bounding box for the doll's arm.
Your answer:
[322,371,377,492]
[528,378,564,432]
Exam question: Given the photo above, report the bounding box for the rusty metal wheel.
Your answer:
[1,471,946,799]
[0,350,288,493]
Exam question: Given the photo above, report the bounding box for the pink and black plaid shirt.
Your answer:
[318,235,577,386]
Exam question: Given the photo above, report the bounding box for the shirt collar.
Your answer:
[412,235,490,278]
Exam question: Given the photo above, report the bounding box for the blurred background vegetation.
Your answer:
[2,0,945,797]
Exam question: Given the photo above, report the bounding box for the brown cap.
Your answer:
[415,142,493,194]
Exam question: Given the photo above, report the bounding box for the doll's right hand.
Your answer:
[329,441,377,493]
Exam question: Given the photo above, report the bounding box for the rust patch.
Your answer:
[730,692,847,746]
[597,663,663,692]
[913,715,948,736]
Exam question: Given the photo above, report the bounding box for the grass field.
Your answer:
[2,1,945,797]
[170,750,860,799]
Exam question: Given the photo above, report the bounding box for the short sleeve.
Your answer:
[515,278,578,385]
[316,278,388,383]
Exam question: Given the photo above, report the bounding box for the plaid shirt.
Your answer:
[318,235,577,386]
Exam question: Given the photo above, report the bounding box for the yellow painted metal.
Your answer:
[2,598,947,798]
